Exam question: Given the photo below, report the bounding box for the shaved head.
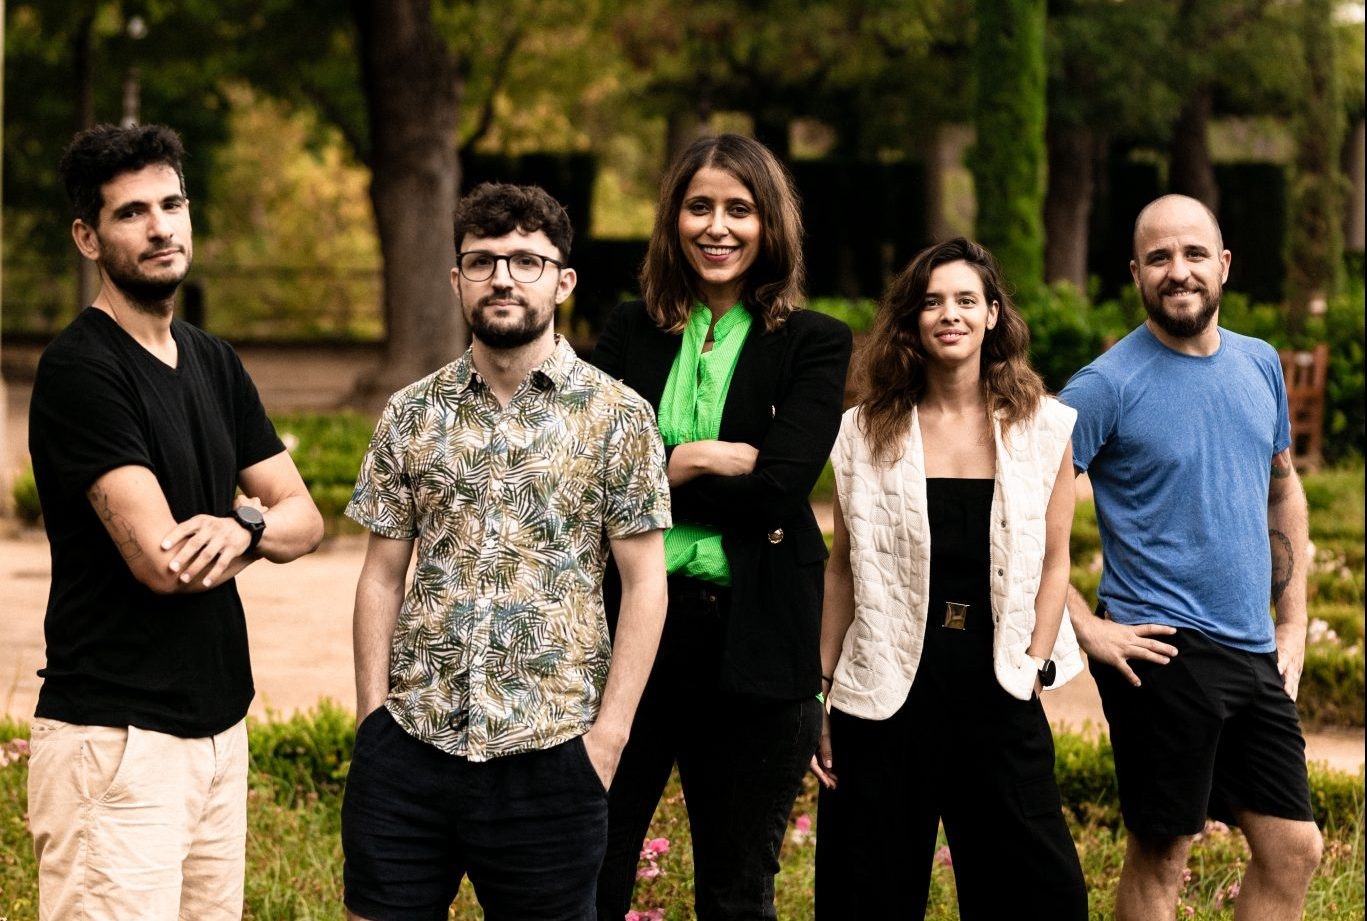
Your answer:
[1132,195,1223,261]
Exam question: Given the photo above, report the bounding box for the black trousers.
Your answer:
[814,611,1087,921]
[342,708,608,921]
[596,576,822,921]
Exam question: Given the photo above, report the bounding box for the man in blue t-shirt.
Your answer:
[1060,194,1320,920]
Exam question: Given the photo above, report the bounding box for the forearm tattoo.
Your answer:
[1269,528,1294,603]
[1271,457,1292,479]
[88,483,144,563]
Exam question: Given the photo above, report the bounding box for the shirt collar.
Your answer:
[450,335,578,394]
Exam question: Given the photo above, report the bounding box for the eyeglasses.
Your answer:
[456,250,565,283]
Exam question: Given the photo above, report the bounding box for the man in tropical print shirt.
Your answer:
[341,182,671,921]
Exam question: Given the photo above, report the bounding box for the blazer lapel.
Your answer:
[719,321,788,439]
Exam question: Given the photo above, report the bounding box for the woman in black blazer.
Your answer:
[591,134,852,921]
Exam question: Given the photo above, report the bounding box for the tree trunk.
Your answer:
[1167,84,1218,211]
[1044,124,1096,290]
[352,0,464,403]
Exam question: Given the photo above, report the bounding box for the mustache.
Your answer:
[476,293,529,309]
[1159,281,1206,296]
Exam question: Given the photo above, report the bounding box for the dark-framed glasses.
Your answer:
[456,250,565,283]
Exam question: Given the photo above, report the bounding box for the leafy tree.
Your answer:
[970,0,1047,291]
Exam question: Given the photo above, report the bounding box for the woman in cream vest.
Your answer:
[811,238,1087,919]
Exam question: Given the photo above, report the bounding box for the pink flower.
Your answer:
[13,739,28,755]
[933,845,953,867]
[643,837,670,858]
[794,813,812,833]
[635,865,662,881]
[1226,882,1241,900]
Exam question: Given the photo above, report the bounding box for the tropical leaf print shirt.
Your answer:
[346,337,671,761]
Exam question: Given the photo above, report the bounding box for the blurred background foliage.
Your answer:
[2,0,1364,453]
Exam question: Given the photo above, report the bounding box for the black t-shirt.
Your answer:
[28,308,285,736]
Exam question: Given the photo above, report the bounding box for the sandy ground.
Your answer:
[2,525,1362,773]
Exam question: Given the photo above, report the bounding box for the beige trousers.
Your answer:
[27,717,248,921]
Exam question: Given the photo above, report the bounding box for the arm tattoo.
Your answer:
[1269,528,1293,603]
[88,483,145,563]
[1271,457,1292,479]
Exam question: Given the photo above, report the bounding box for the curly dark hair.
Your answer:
[452,182,573,261]
[58,123,187,227]
[640,134,805,334]
[855,237,1045,464]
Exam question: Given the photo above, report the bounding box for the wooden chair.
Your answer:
[1278,343,1329,471]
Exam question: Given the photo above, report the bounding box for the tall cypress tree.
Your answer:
[1285,0,1345,329]
[969,0,1047,294]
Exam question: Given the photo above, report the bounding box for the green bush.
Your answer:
[1053,731,1121,828]
[247,699,357,805]
[807,297,878,334]
[1018,283,1130,392]
[1308,762,1366,831]
[11,464,40,524]
[272,412,377,533]
[1300,643,1366,728]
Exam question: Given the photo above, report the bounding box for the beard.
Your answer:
[1142,279,1220,339]
[468,294,555,349]
[102,249,190,312]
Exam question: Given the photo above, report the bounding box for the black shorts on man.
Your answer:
[1091,624,1314,837]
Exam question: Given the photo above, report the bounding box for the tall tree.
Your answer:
[1284,0,1346,327]
[970,0,1047,291]
[1044,0,1173,289]
[352,0,462,397]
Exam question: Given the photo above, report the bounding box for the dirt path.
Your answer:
[2,528,1362,773]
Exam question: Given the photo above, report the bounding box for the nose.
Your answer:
[489,255,516,286]
[706,208,728,238]
[147,205,174,240]
[1168,254,1192,281]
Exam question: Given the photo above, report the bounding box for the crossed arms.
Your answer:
[87,450,324,594]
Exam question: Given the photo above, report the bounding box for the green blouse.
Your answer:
[657,302,754,585]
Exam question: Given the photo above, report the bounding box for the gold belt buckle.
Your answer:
[943,601,969,630]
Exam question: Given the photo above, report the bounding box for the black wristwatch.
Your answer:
[232,506,266,551]
[1031,655,1057,688]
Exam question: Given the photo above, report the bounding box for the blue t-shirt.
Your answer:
[1059,324,1290,652]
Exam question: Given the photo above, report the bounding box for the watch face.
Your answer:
[236,506,265,527]
[1040,659,1057,687]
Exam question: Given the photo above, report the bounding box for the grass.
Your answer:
[1,705,1363,921]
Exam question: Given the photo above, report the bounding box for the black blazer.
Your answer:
[590,299,853,699]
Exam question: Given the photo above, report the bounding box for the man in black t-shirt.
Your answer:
[26,123,324,921]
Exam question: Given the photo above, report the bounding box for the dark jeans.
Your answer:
[342,707,608,921]
[596,576,822,921]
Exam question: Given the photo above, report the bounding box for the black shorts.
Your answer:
[1091,624,1315,837]
[341,706,609,921]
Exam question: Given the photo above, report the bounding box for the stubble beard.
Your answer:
[101,249,189,315]
[1143,280,1220,339]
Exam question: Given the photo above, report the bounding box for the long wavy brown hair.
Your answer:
[640,134,805,334]
[856,237,1044,464]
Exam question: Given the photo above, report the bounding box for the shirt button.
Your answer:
[767,528,784,544]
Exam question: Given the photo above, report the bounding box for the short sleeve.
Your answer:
[602,397,672,540]
[1268,355,1292,456]
[30,349,153,498]
[345,399,418,539]
[1057,365,1118,473]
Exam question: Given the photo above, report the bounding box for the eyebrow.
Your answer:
[111,194,187,213]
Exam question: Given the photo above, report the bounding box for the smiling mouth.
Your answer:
[699,244,737,259]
